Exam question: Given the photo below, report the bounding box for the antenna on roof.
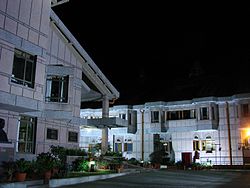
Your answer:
[51,0,70,7]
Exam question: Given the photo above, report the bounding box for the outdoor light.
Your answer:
[246,129,250,137]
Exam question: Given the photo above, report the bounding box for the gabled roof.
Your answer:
[50,10,119,101]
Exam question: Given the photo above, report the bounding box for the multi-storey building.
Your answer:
[0,0,123,162]
[80,93,250,166]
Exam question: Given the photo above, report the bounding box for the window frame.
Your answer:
[200,107,209,120]
[45,75,69,103]
[151,111,160,123]
[17,116,37,154]
[46,128,58,140]
[11,49,36,88]
[68,131,78,143]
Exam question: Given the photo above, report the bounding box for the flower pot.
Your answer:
[52,168,59,177]
[15,172,27,182]
[44,170,52,184]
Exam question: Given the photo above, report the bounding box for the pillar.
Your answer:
[101,95,109,154]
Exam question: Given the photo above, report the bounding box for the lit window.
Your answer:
[68,131,78,142]
[202,136,215,153]
[115,143,122,152]
[193,136,200,151]
[18,116,36,153]
[47,128,58,140]
[46,75,69,102]
[11,49,36,88]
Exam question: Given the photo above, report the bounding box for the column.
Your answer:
[101,95,109,154]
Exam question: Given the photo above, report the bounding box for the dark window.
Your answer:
[242,104,249,117]
[18,116,36,153]
[167,109,196,120]
[46,75,69,102]
[119,113,126,119]
[151,111,159,123]
[68,131,78,142]
[11,49,36,88]
[47,128,58,140]
[124,143,133,152]
[200,107,209,120]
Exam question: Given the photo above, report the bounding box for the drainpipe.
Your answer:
[226,102,232,165]
[140,109,145,161]
[101,95,109,155]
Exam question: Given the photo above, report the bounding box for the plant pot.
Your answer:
[44,170,52,184]
[52,168,59,177]
[15,172,27,182]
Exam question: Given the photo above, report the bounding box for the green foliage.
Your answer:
[50,145,67,164]
[71,157,89,172]
[36,152,60,172]
[149,150,166,164]
[15,158,31,173]
[104,151,122,157]
[78,160,89,172]
[128,158,140,165]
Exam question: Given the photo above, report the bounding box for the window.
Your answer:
[119,113,126,119]
[68,131,78,142]
[201,136,215,153]
[200,107,209,120]
[18,116,36,153]
[115,143,122,152]
[47,128,58,140]
[166,109,196,120]
[46,75,69,102]
[241,104,249,117]
[151,111,159,123]
[124,143,133,152]
[11,49,36,88]
[193,136,200,151]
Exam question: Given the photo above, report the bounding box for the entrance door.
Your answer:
[181,152,192,166]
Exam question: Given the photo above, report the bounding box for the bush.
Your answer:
[71,158,89,172]
[15,158,31,173]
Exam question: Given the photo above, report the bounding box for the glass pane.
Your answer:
[18,142,26,152]
[25,60,33,82]
[12,56,25,80]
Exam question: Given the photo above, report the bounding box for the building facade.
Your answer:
[0,0,121,162]
[80,93,250,166]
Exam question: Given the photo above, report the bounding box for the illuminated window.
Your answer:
[193,136,200,151]
[46,75,69,102]
[151,111,159,123]
[202,136,215,153]
[11,49,36,88]
[18,116,36,153]
[115,143,122,152]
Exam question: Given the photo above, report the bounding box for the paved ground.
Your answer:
[60,169,250,188]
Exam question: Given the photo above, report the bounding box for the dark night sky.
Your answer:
[53,1,250,106]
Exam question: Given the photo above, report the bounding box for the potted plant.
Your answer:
[36,152,60,183]
[14,158,31,182]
